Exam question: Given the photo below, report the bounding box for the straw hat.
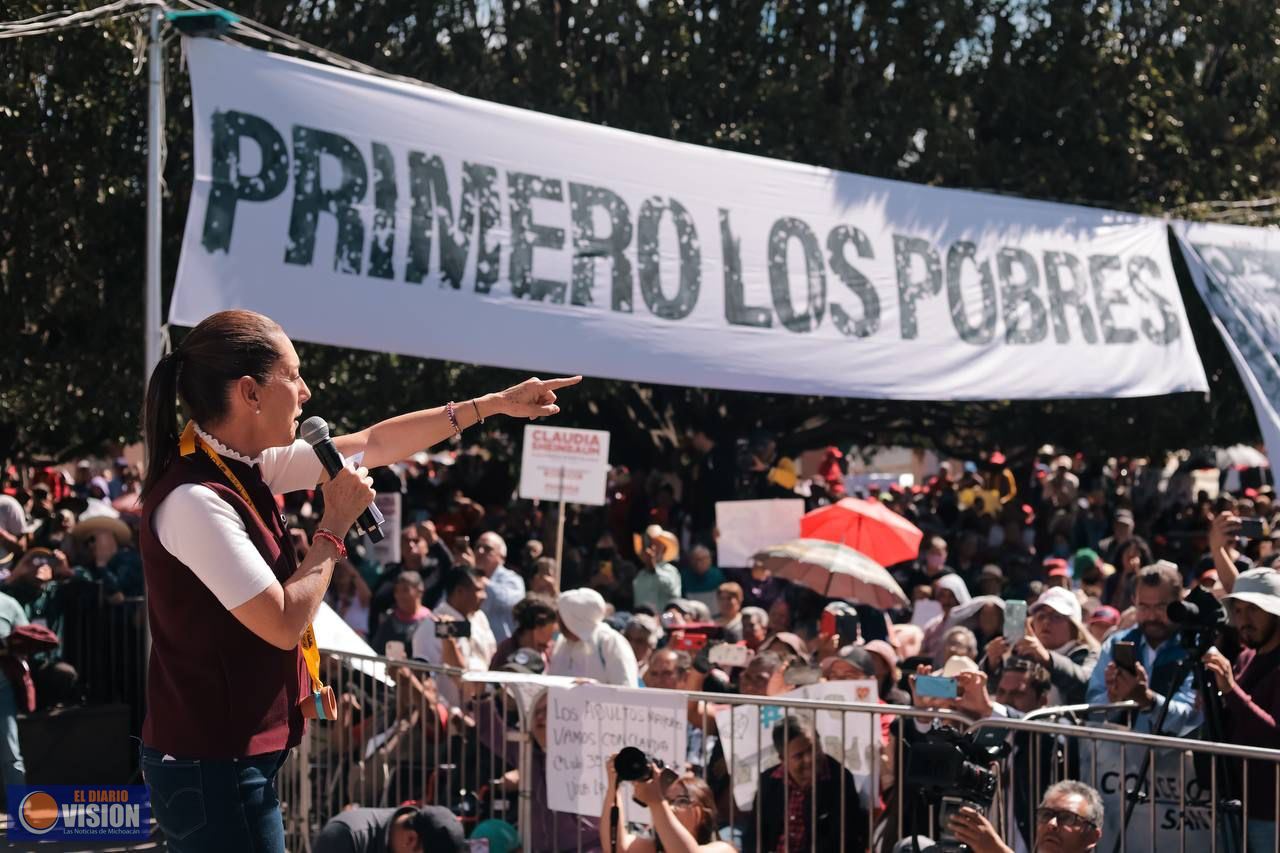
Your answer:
[633,524,679,563]
[70,514,132,546]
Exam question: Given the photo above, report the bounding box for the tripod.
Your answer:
[1111,626,1239,853]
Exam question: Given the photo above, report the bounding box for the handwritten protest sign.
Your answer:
[1084,738,1214,850]
[546,684,687,818]
[713,680,879,811]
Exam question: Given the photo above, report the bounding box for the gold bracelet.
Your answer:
[471,398,484,424]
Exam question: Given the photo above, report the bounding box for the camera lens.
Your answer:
[614,747,653,782]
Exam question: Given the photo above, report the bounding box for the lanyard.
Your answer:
[179,422,326,696]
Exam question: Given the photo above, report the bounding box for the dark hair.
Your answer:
[141,310,284,500]
[396,571,425,589]
[667,776,719,844]
[1001,657,1052,696]
[443,567,485,597]
[513,594,558,632]
[771,713,818,756]
[1139,562,1183,596]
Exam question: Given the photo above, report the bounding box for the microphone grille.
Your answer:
[300,416,331,446]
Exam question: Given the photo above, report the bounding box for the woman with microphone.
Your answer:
[138,309,578,853]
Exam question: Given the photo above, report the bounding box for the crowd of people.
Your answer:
[3,437,1278,852]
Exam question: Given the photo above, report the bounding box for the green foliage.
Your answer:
[1,0,1274,465]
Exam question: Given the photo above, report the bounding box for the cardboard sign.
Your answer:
[713,680,879,811]
[518,426,610,506]
[715,499,806,568]
[545,684,686,817]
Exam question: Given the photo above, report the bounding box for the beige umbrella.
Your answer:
[753,538,909,609]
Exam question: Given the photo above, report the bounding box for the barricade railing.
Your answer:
[56,583,147,722]
[292,650,1280,853]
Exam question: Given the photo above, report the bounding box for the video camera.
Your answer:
[1166,585,1226,655]
[905,727,1010,852]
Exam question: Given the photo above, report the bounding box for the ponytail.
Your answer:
[138,310,286,503]
[141,352,184,502]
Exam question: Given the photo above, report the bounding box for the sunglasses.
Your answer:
[1035,808,1095,831]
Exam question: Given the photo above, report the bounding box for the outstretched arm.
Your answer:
[332,376,582,469]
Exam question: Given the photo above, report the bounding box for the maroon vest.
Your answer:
[140,450,310,758]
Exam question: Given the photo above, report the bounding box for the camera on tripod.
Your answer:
[1167,585,1227,654]
[905,727,1010,852]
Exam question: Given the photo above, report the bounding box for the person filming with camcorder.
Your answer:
[600,747,734,853]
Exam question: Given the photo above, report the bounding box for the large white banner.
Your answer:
[1174,222,1280,472]
[173,38,1208,400]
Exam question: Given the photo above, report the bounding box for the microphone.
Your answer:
[300,416,385,543]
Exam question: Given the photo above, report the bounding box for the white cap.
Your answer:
[1031,587,1083,624]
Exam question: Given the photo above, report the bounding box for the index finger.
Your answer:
[543,376,583,390]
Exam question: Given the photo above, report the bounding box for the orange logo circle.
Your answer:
[19,791,59,834]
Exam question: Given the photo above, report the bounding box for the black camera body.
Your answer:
[1167,585,1226,655]
[905,727,1009,851]
[906,727,1004,808]
[614,746,680,804]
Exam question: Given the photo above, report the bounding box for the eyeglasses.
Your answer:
[668,796,695,809]
[475,543,495,553]
[1035,807,1095,831]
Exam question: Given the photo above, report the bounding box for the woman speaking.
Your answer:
[138,309,578,852]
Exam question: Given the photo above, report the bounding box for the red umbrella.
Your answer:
[800,497,923,567]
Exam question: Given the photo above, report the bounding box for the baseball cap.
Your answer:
[1088,605,1120,626]
[1030,587,1083,624]
[980,564,1004,580]
[499,648,546,676]
[1224,568,1280,619]
[1042,558,1070,578]
[390,805,467,853]
[1114,509,1135,525]
[863,639,898,669]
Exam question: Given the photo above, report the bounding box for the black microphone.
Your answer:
[300,416,385,543]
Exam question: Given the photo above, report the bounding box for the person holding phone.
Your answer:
[1208,510,1259,595]
[983,588,1099,705]
[1085,563,1201,734]
[410,568,495,709]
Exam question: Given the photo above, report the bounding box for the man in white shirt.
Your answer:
[475,532,524,644]
[0,495,31,566]
[411,568,496,709]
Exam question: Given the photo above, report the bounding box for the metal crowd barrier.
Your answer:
[285,650,1280,853]
[57,584,147,722]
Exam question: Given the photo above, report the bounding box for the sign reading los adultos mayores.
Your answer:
[518,426,610,506]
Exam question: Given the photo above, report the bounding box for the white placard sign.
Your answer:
[1085,738,1213,849]
[713,680,879,811]
[517,425,610,506]
[546,684,687,818]
[714,499,806,568]
[171,38,1209,402]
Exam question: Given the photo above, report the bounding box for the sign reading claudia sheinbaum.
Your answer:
[518,425,610,507]
[171,38,1209,400]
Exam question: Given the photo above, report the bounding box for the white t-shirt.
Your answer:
[410,601,497,708]
[151,425,323,610]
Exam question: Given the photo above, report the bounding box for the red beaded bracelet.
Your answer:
[313,528,346,559]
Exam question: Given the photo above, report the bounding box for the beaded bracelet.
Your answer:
[314,528,347,559]
[446,401,462,436]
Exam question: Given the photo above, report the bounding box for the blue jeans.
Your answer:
[141,746,288,853]
[0,676,24,786]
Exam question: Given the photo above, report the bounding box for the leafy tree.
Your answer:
[1,0,1275,469]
